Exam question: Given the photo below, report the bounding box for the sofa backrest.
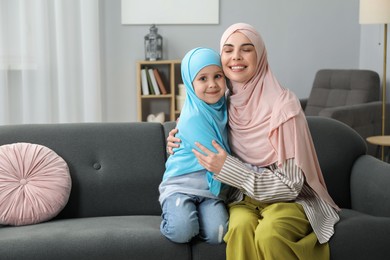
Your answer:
[306,116,367,208]
[163,117,367,209]
[0,122,167,219]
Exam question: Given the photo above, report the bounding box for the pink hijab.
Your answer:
[221,23,339,210]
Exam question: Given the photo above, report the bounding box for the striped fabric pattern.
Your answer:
[215,155,339,244]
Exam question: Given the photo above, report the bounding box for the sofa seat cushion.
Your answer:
[329,209,390,260]
[0,143,71,226]
[0,215,191,260]
[191,238,226,260]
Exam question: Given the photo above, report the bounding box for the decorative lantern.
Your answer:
[144,24,163,61]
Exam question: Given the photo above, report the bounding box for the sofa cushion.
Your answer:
[0,215,191,260]
[191,239,226,260]
[330,209,390,260]
[0,143,71,226]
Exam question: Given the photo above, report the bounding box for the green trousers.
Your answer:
[224,196,329,260]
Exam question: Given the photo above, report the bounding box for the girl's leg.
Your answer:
[255,202,329,260]
[197,198,228,244]
[160,193,199,243]
[224,197,261,260]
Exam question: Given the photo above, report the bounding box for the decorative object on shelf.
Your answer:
[147,112,165,123]
[359,0,390,160]
[176,83,186,111]
[178,83,186,96]
[144,25,163,61]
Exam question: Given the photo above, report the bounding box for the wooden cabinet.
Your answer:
[136,60,182,122]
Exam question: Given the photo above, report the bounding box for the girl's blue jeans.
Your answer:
[160,193,228,244]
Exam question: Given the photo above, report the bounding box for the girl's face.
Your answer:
[221,32,257,84]
[192,65,226,104]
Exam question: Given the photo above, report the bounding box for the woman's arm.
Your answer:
[193,141,304,203]
[166,128,180,155]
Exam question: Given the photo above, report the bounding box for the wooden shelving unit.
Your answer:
[136,59,182,122]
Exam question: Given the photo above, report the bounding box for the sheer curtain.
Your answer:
[0,0,102,125]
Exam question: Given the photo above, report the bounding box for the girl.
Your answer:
[159,47,230,244]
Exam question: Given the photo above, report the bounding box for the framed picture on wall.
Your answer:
[121,0,219,25]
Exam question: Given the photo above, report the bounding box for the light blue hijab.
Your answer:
[162,47,230,196]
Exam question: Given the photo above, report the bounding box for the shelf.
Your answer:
[140,94,173,99]
[136,60,182,122]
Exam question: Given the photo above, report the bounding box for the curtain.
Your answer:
[0,0,102,125]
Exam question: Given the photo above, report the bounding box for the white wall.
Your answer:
[100,0,362,122]
[359,24,390,102]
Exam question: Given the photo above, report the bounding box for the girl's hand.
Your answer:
[166,128,181,155]
[192,140,227,174]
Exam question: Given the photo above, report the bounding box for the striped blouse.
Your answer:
[215,155,340,244]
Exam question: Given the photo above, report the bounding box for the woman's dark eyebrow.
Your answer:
[223,43,254,47]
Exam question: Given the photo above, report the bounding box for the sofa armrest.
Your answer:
[318,101,387,141]
[318,101,382,131]
[351,154,390,217]
[317,102,390,157]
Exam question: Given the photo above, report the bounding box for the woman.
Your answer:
[168,23,339,260]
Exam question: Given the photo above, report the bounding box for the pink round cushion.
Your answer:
[0,142,71,226]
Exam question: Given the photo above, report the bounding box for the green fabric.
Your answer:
[224,196,329,260]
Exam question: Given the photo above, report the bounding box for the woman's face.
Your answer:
[221,32,257,84]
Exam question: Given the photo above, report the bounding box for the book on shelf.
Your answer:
[140,69,149,95]
[148,68,161,95]
[144,66,155,95]
[153,68,168,94]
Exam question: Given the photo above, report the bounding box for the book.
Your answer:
[153,68,168,94]
[140,69,149,95]
[144,66,155,95]
[148,68,161,95]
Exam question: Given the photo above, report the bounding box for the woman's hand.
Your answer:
[166,128,181,155]
[192,140,227,174]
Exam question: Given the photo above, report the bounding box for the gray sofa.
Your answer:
[0,117,389,260]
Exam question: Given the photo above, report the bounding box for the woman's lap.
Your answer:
[225,196,329,260]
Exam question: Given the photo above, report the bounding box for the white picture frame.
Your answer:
[121,0,219,25]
